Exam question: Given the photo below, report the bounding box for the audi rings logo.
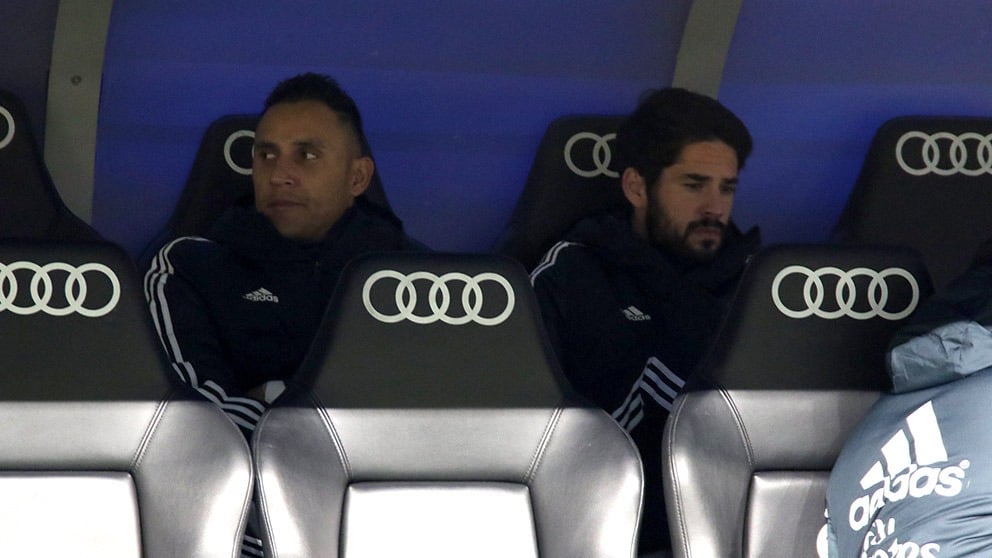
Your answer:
[362,270,515,326]
[224,129,255,176]
[0,105,15,150]
[771,265,919,321]
[0,261,121,318]
[896,131,992,176]
[564,132,618,178]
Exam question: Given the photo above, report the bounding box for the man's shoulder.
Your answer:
[529,217,644,282]
[347,202,426,252]
[148,235,235,277]
[530,240,598,282]
[158,235,224,258]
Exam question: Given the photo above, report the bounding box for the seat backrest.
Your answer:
[254,252,643,558]
[663,244,933,558]
[0,240,252,557]
[139,113,396,266]
[169,114,259,238]
[833,116,992,288]
[494,115,627,270]
[0,89,101,241]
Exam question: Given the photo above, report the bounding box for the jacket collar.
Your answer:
[564,211,761,290]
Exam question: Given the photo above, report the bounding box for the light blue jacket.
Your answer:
[823,264,992,558]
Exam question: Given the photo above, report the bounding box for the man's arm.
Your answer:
[888,263,992,394]
[531,241,687,433]
[531,241,643,410]
[529,241,580,368]
[144,238,267,434]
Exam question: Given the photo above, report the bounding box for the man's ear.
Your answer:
[621,167,648,209]
[350,156,374,196]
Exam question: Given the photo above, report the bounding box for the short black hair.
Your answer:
[616,87,752,188]
[263,72,371,156]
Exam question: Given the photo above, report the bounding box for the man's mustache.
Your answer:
[685,218,726,234]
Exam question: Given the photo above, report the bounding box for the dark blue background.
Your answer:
[93,1,685,254]
[720,1,992,243]
[8,2,992,256]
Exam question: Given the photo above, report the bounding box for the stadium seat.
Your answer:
[494,115,626,270]
[833,116,992,289]
[138,113,397,267]
[163,114,260,240]
[0,89,101,241]
[0,240,252,556]
[253,252,643,557]
[662,244,932,558]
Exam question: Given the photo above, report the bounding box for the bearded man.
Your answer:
[530,87,760,557]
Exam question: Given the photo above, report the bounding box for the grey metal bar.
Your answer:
[45,0,114,223]
[672,0,744,98]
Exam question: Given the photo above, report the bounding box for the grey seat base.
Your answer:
[255,253,644,558]
[665,389,880,558]
[0,473,140,557]
[343,482,538,558]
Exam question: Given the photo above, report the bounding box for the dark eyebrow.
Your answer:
[682,172,739,185]
[293,139,325,151]
[253,139,276,150]
[252,139,326,151]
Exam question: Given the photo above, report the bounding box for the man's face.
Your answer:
[252,100,372,242]
[644,140,739,261]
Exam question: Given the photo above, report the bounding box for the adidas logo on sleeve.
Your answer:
[847,401,969,532]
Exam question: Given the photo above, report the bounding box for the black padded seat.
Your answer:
[254,252,643,557]
[495,115,626,270]
[0,240,252,556]
[833,116,992,289]
[662,244,933,558]
[168,114,260,239]
[0,90,101,241]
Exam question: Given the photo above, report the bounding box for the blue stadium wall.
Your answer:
[6,2,992,256]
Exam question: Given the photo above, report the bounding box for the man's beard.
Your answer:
[646,204,726,263]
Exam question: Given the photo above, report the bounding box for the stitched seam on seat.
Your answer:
[718,387,755,557]
[719,388,755,470]
[665,395,692,558]
[625,418,645,558]
[130,398,169,470]
[315,394,352,478]
[666,389,754,558]
[253,412,276,558]
[524,405,563,484]
[606,406,645,558]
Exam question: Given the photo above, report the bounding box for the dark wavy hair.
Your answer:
[616,87,752,188]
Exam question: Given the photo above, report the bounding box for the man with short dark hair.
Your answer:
[531,87,760,555]
[146,73,423,435]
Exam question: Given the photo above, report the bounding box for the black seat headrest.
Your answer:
[833,116,992,288]
[495,115,627,270]
[0,240,173,400]
[294,252,569,408]
[694,244,934,392]
[167,114,260,237]
[0,90,100,241]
